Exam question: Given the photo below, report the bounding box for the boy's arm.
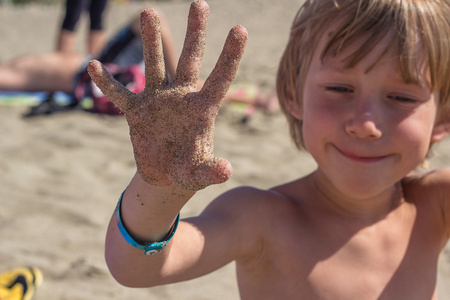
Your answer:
[104,173,260,287]
[88,0,248,287]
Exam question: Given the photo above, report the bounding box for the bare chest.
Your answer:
[237,210,443,300]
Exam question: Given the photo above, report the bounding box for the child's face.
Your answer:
[296,31,441,199]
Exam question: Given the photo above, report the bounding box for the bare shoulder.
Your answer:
[403,168,450,238]
[403,168,450,201]
[203,184,301,222]
[196,181,307,262]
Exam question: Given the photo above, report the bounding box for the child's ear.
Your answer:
[431,121,450,142]
[286,96,303,120]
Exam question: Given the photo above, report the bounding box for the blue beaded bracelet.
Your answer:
[115,190,180,255]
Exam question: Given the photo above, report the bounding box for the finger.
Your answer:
[175,0,210,87]
[203,157,233,185]
[87,60,134,112]
[200,25,248,105]
[174,158,232,191]
[140,9,166,89]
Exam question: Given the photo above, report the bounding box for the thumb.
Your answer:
[173,157,232,191]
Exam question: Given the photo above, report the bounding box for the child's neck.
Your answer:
[310,171,405,223]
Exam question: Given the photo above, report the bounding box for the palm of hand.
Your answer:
[88,0,247,190]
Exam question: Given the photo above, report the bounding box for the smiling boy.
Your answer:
[88,0,450,299]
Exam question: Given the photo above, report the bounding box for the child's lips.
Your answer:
[333,145,390,163]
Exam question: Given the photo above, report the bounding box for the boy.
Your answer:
[88,0,450,298]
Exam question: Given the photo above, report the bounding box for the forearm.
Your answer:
[105,171,195,286]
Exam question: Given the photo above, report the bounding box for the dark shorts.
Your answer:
[62,0,108,31]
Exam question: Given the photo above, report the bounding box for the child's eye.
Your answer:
[388,95,417,103]
[325,86,353,93]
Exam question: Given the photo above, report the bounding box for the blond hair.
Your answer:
[277,0,450,150]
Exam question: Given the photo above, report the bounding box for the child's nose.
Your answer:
[345,105,382,139]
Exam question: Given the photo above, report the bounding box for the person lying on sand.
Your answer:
[0,10,277,114]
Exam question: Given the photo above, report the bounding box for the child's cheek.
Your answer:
[301,106,332,153]
[395,117,435,161]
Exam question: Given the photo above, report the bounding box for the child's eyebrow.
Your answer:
[394,76,433,93]
[317,63,354,75]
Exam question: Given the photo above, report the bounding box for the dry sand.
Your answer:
[0,1,449,299]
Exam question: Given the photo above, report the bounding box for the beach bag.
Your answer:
[74,63,145,115]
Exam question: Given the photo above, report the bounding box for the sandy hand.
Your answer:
[87,0,247,191]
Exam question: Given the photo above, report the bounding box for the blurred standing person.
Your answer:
[57,0,109,56]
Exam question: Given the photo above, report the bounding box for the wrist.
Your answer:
[133,170,196,199]
[115,189,180,255]
[118,172,192,242]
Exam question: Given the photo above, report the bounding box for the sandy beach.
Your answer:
[1,1,450,299]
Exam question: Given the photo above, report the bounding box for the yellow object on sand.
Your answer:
[0,267,43,300]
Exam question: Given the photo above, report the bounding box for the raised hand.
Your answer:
[87,0,247,191]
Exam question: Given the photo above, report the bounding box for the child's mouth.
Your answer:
[333,145,389,163]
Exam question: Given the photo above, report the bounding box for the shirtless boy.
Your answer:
[88,0,450,299]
